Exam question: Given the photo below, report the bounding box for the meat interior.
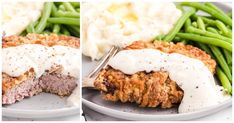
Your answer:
[2,34,80,105]
[2,69,77,105]
[94,41,216,108]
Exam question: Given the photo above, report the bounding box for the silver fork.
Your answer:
[82,46,119,88]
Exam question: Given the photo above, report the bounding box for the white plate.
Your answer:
[82,88,231,121]
[3,93,80,118]
[82,2,232,121]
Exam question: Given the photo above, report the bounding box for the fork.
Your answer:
[82,46,119,88]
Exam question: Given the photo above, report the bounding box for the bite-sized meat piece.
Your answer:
[2,34,79,105]
[94,41,216,108]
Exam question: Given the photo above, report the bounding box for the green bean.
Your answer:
[191,14,212,19]
[187,26,232,43]
[215,20,229,36]
[51,3,58,16]
[53,24,60,33]
[70,2,80,8]
[54,2,62,7]
[68,26,79,33]
[163,8,196,41]
[191,21,198,28]
[210,46,232,81]
[47,17,80,26]
[216,67,232,94]
[76,8,80,13]
[176,4,184,11]
[223,49,232,65]
[66,26,79,37]
[197,17,206,31]
[173,36,182,42]
[26,24,34,33]
[176,33,232,52]
[45,22,53,29]
[184,18,191,32]
[63,2,76,12]
[207,27,219,34]
[58,5,66,11]
[61,27,71,36]
[52,3,79,18]
[225,31,232,38]
[54,11,80,18]
[199,16,216,26]
[204,3,229,17]
[35,2,53,33]
[227,12,232,18]
[26,21,38,33]
[181,2,232,26]
[227,25,232,30]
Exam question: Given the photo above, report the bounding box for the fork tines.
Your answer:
[83,46,119,88]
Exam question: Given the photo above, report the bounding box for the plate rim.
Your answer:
[82,98,232,121]
[2,106,80,118]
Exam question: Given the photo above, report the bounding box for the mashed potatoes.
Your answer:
[82,2,182,60]
[2,2,44,36]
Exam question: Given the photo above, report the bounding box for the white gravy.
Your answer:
[108,49,230,113]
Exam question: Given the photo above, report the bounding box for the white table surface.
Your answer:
[82,105,232,121]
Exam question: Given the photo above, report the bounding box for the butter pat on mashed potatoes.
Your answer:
[82,2,182,60]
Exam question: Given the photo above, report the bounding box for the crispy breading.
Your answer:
[2,33,80,48]
[2,69,35,95]
[94,41,216,108]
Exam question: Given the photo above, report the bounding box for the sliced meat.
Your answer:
[2,77,42,105]
[40,73,77,96]
[2,71,77,105]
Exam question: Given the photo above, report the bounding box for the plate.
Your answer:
[82,2,232,121]
[82,88,231,121]
[2,93,80,118]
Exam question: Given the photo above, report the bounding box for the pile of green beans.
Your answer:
[156,2,232,94]
[22,2,80,37]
